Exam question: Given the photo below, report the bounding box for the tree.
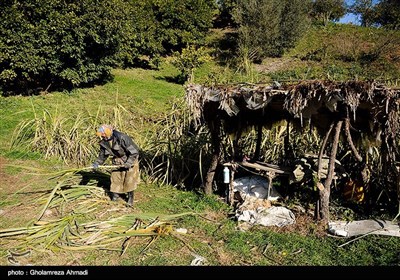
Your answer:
[116,0,163,68]
[0,0,133,95]
[349,0,377,27]
[233,0,282,61]
[233,0,311,64]
[147,0,218,55]
[0,0,218,94]
[311,0,346,26]
[171,45,211,84]
[116,0,218,68]
[214,0,237,28]
[280,0,312,50]
[374,0,400,30]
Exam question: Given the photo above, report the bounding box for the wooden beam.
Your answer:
[239,161,291,175]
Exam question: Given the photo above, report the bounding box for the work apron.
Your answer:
[110,158,140,193]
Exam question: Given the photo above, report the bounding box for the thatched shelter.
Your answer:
[185,80,400,221]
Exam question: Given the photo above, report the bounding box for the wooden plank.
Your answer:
[240,161,291,175]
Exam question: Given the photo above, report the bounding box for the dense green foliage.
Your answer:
[350,0,400,29]
[122,0,217,68]
[233,0,311,61]
[0,0,217,95]
[349,0,377,27]
[310,0,346,26]
[374,0,400,30]
[146,0,217,54]
[0,0,132,94]
[1,0,399,95]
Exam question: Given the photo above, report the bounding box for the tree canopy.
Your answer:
[1,0,398,96]
[310,0,346,26]
[0,0,217,95]
[233,0,311,61]
[350,0,400,29]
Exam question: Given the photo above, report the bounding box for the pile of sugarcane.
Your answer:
[0,166,199,264]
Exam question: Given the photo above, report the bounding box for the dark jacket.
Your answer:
[94,130,139,167]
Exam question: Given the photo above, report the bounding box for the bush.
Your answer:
[0,0,132,95]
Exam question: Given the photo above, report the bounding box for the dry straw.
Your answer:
[0,170,199,261]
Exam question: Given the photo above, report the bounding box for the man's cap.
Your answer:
[96,124,113,138]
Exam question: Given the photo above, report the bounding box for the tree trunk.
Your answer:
[317,122,334,180]
[254,123,263,160]
[319,120,342,221]
[344,117,363,162]
[204,119,221,195]
[204,154,219,195]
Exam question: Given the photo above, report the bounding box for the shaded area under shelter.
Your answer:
[185,80,400,222]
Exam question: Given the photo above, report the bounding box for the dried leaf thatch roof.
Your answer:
[185,80,400,144]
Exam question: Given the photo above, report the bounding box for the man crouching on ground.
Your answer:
[92,124,140,206]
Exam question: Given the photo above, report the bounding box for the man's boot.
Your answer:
[127,191,134,206]
[111,192,120,201]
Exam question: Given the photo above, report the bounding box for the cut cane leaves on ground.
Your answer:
[0,170,202,262]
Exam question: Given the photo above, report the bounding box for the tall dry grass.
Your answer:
[9,103,138,167]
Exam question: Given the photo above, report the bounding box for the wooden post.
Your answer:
[320,120,343,221]
[204,119,221,195]
[228,166,235,206]
[266,171,276,200]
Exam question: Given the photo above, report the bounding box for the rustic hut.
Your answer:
[185,80,400,222]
